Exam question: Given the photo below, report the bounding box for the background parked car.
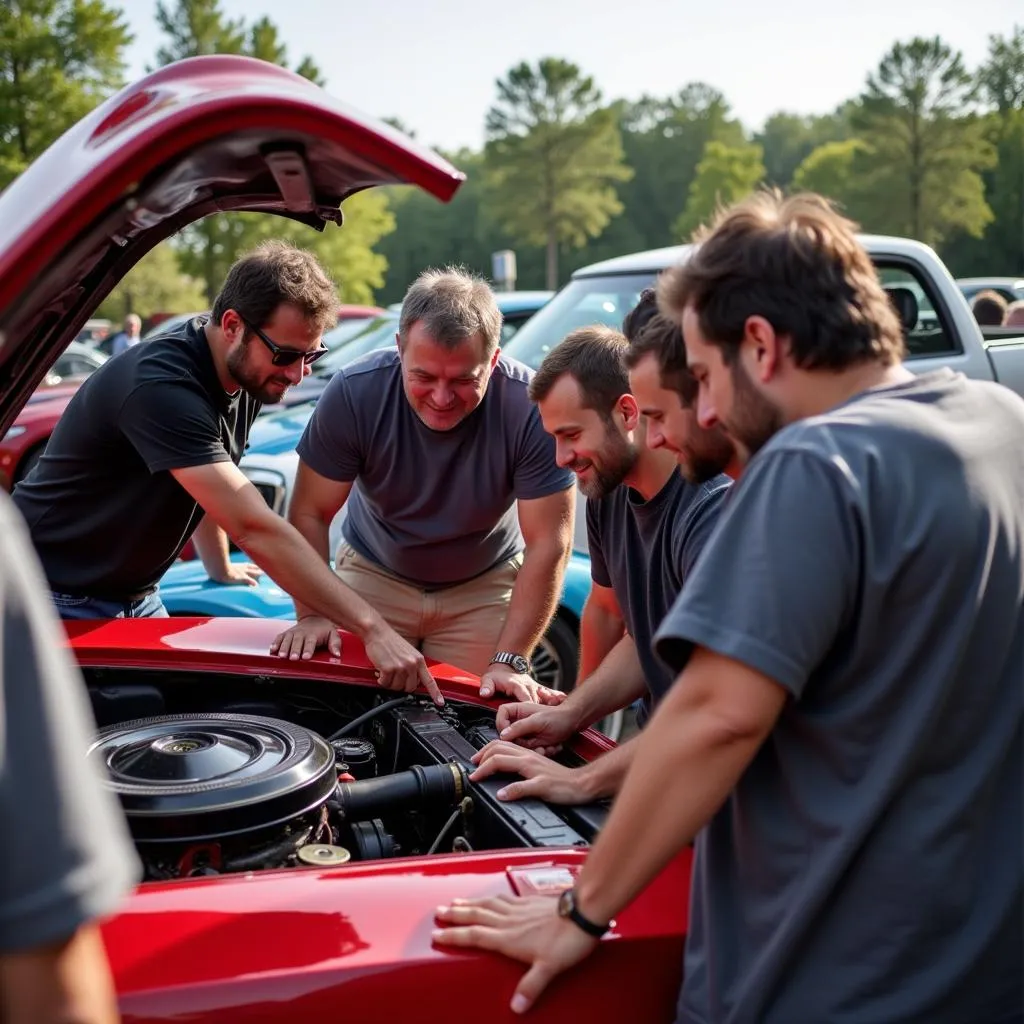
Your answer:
[1,342,108,489]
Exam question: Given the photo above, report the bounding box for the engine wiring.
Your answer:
[328,696,413,742]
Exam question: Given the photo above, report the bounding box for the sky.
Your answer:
[122,0,1020,152]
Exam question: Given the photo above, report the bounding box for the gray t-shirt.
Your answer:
[297,349,574,587]
[587,471,730,725]
[0,492,139,952]
[654,369,1024,1024]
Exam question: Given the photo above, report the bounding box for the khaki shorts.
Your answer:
[334,544,523,676]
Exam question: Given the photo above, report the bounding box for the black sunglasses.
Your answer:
[237,314,328,367]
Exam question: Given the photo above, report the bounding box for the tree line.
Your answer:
[2,1,1021,318]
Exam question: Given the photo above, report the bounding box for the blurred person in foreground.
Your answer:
[0,490,139,1023]
[465,307,733,804]
[433,191,1024,1024]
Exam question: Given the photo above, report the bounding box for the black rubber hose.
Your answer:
[328,697,410,742]
[335,763,467,821]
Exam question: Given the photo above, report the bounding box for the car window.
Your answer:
[877,265,958,358]
[317,315,399,374]
[503,274,653,370]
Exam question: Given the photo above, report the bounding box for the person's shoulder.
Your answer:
[492,353,535,389]
[671,473,732,526]
[336,347,401,383]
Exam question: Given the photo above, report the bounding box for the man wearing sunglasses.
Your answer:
[13,241,440,700]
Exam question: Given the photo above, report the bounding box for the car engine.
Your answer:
[83,668,607,882]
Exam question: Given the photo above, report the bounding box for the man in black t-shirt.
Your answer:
[14,241,442,700]
[464,319,732,804]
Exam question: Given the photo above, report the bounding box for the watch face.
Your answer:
[511,654,529,674]
[557,889,573,917]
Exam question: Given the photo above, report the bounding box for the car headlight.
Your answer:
[2,425,26,443]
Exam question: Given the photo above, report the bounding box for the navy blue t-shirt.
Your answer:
[297,348,574,588]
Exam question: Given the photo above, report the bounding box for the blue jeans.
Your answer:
[51,590,168,621]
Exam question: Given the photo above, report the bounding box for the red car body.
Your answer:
[337,302,385,321]
[0,382,78,490]
[68,618,690,1023]
[0,55,691,1021]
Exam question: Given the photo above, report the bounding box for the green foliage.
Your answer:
[792,138,874,222]
[851,36,996,247]
[756,107,853,188]
[484,58,633,288]
[674,140,766,240]
[96,242,207,320]
[0,0,132,187]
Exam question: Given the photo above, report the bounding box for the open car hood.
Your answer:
[0,55,465,433]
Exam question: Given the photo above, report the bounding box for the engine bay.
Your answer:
[82,668,608,881]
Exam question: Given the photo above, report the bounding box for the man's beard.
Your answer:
[680,427,736,484]
[572,425,638,500]
[725,360,785,462]
[227,342,294,404]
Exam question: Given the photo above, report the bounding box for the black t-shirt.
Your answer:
[0,492,139,951]
[13,317,260,599]
[586,470,731,725]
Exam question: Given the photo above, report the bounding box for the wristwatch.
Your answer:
[557,887,612,938]
[489,650,530,674]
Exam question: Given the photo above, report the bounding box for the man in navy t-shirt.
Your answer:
[273,268,576,702]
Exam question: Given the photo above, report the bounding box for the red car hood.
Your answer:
[0,55,464,434]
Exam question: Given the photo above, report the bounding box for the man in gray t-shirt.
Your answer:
[274,269,576,702]
[431,192,1023,1024]
[0,491,140,1020]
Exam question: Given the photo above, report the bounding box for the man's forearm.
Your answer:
[494,541,568,657]
[561,633,647,730]
[579,597,625,680]
[287,507,333,620]
[192,514,232,578]
[572,650,774,926]
[576,734,642,800]
[236,514,383,640]
[0,925,120,1024]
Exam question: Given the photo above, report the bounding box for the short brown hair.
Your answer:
[399,267,502,355]
[212,241,338,335]
[625,310,698,406]
[528,325,630,418]
[658,190,906,370]
[971,290,1009,326]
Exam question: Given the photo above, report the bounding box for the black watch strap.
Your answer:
[558,887,611,938]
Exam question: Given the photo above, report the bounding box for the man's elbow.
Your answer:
[225,503,282,554]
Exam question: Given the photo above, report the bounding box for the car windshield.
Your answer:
[316,314,399,375]
[503,273,655,370]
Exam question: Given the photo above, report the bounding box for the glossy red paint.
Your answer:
[66,617,616,758]
[106,849,690,1023]
[65,618,688,1020]
[0,383,77,490]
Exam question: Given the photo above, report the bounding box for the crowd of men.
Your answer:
[1,190,1021,1023]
